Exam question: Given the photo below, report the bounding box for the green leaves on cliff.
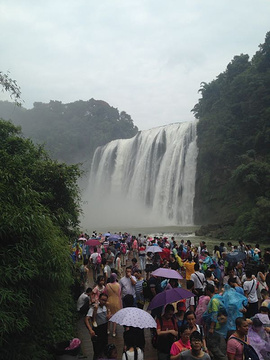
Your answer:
[193,31,270,241]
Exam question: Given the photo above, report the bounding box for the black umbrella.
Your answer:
[225,251,246,263]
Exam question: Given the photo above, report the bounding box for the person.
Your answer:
[227,317,250,360]
[203,284,227,360]
[132,238,138,258]
[85,293,111,360]
[248,317,270,360]
[190,263,205,298]
[195,295,210,326]
[184,255,195,281]
[243,270,258,318]
[77,287,92,315]
[92,275,106,304]
[184,311,207,353]
[90,247,101,283]
[178,331,211,360]
[156,304,178,360]
[103,257,112,283]
[170,324,191,359]
[138,243,146,271]
[134,269,145,309]
[122,329,144,360]
[131,258,139,275]
[105,273,122,337]
[102,343,118,360]
[106,248,115,270]
[175,301,187,331]
[120,266,137,307]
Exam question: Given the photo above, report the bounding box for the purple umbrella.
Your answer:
[151,268,183,279]
[85,238,101,247]
[108,234,121,242]
[148,288,194,310]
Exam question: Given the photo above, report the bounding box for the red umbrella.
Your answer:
[85,238,100,247]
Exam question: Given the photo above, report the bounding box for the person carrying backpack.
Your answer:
[155,304,178,360]
[227,317,259,360]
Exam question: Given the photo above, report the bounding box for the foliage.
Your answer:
[0,119,81,358]
[0,71,22,106]
[192,31,270,241]
[0,98,138,166]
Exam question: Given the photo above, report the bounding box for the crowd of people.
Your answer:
[75,232,270,360]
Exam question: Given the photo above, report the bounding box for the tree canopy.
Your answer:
[193,31,270,241]
[0,98,138,166]
[0,119,81,358]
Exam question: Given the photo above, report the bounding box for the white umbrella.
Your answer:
[109,307,157,329]
[146,245,163,253]
[78,237,87,241]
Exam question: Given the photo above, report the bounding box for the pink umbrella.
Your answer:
[151,268,183,279]
[85,238,100,247]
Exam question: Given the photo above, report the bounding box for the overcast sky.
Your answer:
[1,0,270,130]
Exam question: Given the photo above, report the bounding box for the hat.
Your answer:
[254,248,260,254]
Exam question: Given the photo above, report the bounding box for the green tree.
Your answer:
[0,119,81,359]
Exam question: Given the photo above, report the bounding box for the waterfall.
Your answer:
[82,121,198,228]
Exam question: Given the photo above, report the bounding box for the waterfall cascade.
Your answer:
[83,121,198,228]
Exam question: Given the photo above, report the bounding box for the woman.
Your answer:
[122,329,144,360]
[212,246,221,264]
[170,324,191,360]
[105,273,122,336]
[184,311,207,353]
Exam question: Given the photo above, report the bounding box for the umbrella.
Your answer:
[103,233,111,237]
[148,288,195,310]
[146,245,163,253]
[78,237,87,241]
[151,268,183,279]
[225,251,246,263]
[109,307,157,329]
[85,238,100,246]
[108,234,121,242]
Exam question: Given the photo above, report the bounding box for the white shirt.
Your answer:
[191,271,205,289]
[77,292,89,311]
[243,279,258,303]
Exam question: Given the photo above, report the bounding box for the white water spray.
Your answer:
[82,121,198,228]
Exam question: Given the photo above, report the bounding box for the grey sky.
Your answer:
[1,0,270,130]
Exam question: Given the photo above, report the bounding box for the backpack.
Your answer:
[96,254,101,264]
[230,337,260,360]
[120,243,127,254]
[142,280,151,300]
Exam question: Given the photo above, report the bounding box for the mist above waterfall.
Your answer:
[81,121,198,229]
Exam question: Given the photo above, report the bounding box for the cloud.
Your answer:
[1,0,270,130]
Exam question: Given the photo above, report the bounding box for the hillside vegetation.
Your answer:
[193,32,270,241]
[0,98,138,167]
